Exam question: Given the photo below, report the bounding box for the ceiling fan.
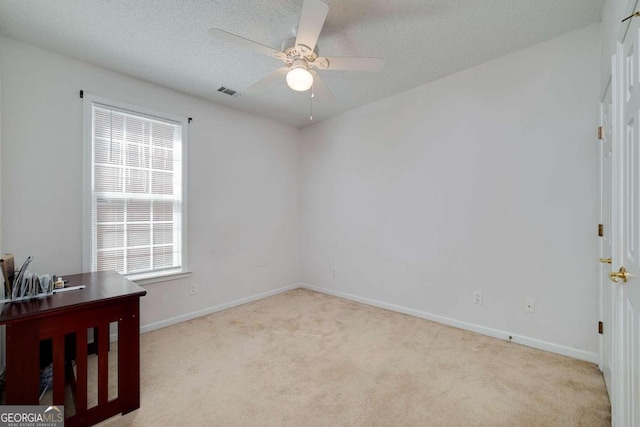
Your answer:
[208,0,384,99]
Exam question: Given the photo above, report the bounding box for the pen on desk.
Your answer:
[52,285,86,294]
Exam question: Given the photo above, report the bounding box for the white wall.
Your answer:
[0,34,3,257]
[0,35,4,370]
[1,39,301,328]
[300,24,601,357]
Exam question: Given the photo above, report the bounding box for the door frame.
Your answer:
[599,72,613,385]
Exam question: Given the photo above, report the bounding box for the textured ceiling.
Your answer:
[0,0,603,128]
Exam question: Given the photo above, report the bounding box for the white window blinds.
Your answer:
[90,102,185,277]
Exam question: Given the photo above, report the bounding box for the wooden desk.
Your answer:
[0,271,146,426]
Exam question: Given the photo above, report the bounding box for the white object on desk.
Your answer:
[52,285,86,294]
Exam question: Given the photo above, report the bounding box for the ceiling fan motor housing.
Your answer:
[281,37,318,64]
[290,58,309,71]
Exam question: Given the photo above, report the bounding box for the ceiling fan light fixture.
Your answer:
[209,0,383,106]
[286,66,313,91]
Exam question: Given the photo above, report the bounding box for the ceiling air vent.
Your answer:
[217,86,241,97]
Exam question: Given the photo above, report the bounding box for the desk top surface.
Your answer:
[0,271,146,323]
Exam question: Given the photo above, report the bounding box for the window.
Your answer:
[84,95,188,281]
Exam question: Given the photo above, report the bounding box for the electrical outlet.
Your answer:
[190,282,198,295]
[524,298,535,313]
[331,269,336,278]
[473,291,483,305]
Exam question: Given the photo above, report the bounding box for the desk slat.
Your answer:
[98,322,109,405]
[75,330,88,413]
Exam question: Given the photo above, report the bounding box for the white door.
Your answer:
[600,79,615,396]
[617,8,640,424]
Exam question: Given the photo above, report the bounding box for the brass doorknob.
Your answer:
[609,266,629,283]
[600,258,612,264]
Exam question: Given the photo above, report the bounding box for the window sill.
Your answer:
[128,270,192,286]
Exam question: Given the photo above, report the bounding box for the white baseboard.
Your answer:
[126,281,598,364]
[139,284,300,335]
[300,283,599,364]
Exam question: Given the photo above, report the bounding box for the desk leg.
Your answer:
[118,299,141,414]
[6,321,40,404]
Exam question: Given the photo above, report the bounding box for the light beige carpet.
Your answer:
[100,289,610,426]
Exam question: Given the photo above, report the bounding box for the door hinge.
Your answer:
[599,321,603,334]
[598,126,605,140]
[598,224,604,237]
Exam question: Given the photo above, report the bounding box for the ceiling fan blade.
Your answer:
[315,56,384,72]
[245,67,289,92]
[310,71,335,100]
[209,28,286,60]
[295,0,329,55]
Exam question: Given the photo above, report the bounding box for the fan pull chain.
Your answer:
[310,85,314,121]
